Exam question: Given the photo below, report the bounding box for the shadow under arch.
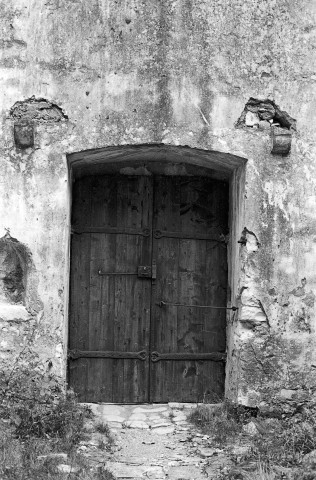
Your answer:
[66,144,247,401]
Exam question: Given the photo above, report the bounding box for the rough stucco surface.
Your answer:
[0,0,316,406]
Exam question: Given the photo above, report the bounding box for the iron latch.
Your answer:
[137,266,152,278]
[138,261,156,279]
[98,261,157,279]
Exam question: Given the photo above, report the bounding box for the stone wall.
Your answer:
[1,0,316,406]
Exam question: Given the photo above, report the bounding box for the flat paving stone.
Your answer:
[173,413,187,421]
[57,464,79,474]
[167,465,206,479]
[124,420,150,429]
[115,457,144,465]
[132,407,168,414]
[168,402,197,409]
[101,414,125,422]
[128,413,147,421]
[151,418,170,424]
[151,422,172,429]
[151,425,175,435]
[161,411,171,417]
[147,415,162,421]
[106,462,165,479]
[198,447,223,458]
[106,462,147,478]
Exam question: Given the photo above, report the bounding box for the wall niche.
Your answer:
[0,231,32,306]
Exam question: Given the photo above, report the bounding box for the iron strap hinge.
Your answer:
[68,349,147,361]
[68,350,226,363]
[72,226,151,237]
[156,300,238,311]
[150,351,226,362]
[153,229,225,242]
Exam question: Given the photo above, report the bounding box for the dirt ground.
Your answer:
[79,403,251,480]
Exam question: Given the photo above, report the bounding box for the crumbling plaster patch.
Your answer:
[10,96,68,123]
[235,203,316,404]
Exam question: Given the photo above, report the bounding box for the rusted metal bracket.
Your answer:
[72,226,151,236]
[68,349,147,361]
[14,121,34,149]
[150,351,226,362]
[154,229,224,242]
[271,126,292,155]
[156,300,238,311]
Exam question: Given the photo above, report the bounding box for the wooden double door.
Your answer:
[69,174,228,403]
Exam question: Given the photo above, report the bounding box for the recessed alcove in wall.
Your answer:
[66,144,247,402]
[0,231,42,318]
[0,232,30,305]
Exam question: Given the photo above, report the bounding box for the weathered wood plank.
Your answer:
[68,177,92,401]
[87,176,111,401]
[150,176,181,401]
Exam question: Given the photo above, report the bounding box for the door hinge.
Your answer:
[150,351,226,362]
[156,300,238,311]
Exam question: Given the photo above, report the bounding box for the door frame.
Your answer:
[66,144,247,401]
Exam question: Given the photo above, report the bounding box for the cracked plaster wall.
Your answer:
[0,0,316,405]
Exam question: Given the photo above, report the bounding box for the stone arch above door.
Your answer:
[67,144,246,181]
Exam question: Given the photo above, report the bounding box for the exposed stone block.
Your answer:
[245,111,260,127]
[236,98,296,131]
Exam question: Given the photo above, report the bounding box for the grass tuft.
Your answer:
[96,422,111,435]
[188,401,251,445]
[95,422,115,451]
[189,398,316,478]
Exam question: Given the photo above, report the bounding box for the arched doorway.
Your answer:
[67,145,246,403]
